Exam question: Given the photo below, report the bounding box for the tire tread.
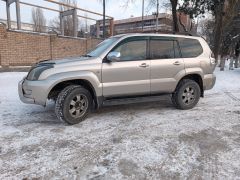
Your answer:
[172,79,200,110]
[55,85,92,124]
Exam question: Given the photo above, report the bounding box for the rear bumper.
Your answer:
[203,74,216,90]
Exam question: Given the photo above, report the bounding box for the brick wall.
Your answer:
[0,24,102,67]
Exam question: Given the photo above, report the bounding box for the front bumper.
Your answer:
[18,77,53,106]
[18,79,35,104]
[203,74,216,90]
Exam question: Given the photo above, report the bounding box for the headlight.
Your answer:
[27,65,53,81]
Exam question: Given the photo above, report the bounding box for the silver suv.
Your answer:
[19,34,216,124]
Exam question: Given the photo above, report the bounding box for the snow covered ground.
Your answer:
[0,67,240,179]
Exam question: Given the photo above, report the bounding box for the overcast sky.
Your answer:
[0,0,168,26]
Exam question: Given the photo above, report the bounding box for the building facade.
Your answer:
[90,13,197,37]
[113,13,173,34]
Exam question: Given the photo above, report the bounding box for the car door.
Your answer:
[150,37,185,94]
[102,37,150,97]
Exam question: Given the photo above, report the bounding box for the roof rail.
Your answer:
[173,32,199,36]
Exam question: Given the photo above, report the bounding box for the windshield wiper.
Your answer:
[82,54,92,57]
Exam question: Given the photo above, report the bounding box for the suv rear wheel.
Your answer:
[172,79,201,110]
[55,85,92,124]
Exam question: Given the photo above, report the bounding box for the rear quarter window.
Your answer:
[178,38,203,58]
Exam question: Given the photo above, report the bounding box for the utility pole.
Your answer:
[142,0,144,32]
[103,0,106,38]
[156,0,159,32]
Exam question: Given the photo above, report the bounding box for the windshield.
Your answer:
[87,37,120,57]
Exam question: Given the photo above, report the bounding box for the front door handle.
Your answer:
[139,63,149,68]
[173,61,181,65]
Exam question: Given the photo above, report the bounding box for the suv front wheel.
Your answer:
[55,85,92,124]
[172,79,201,110]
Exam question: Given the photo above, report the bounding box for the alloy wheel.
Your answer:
[182,86,195,105]
[69,94,88,118]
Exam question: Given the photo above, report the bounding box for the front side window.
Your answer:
[150,39,180,59]
[178,38,203,58]
[112,40,147,61]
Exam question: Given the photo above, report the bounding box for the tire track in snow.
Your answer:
[224,92,240,102]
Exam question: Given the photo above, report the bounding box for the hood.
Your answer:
[37,55,102,80]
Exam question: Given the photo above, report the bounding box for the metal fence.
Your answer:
[1,0,114,38]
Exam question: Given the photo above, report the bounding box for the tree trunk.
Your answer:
[213,1,225,70]
[220,55,226,71]
[170,0,179,33]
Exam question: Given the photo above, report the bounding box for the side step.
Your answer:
[103,94,170,106]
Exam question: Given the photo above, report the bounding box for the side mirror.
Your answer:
[107,52,120,62]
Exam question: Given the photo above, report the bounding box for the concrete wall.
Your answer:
[0,24,102,67]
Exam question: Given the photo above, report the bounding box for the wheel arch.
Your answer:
[48,79,99,108]
[176,74,204,97]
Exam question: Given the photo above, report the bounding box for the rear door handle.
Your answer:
[173,61,181,65]
[139,63,149,68]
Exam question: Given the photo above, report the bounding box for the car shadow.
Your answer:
[92,97,175,115]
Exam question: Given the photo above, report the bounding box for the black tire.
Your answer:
[55,85,92,125]
[172,79,201,110]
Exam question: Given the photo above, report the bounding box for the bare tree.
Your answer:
[121,0,135,9]
[49,17,60,33]
[32,8,46,33]
[198,17,215,45]
[219,0,240,70]
[179,0,238,65]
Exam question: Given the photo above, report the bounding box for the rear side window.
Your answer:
[178,38,203,58]
[150,39,181,59]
